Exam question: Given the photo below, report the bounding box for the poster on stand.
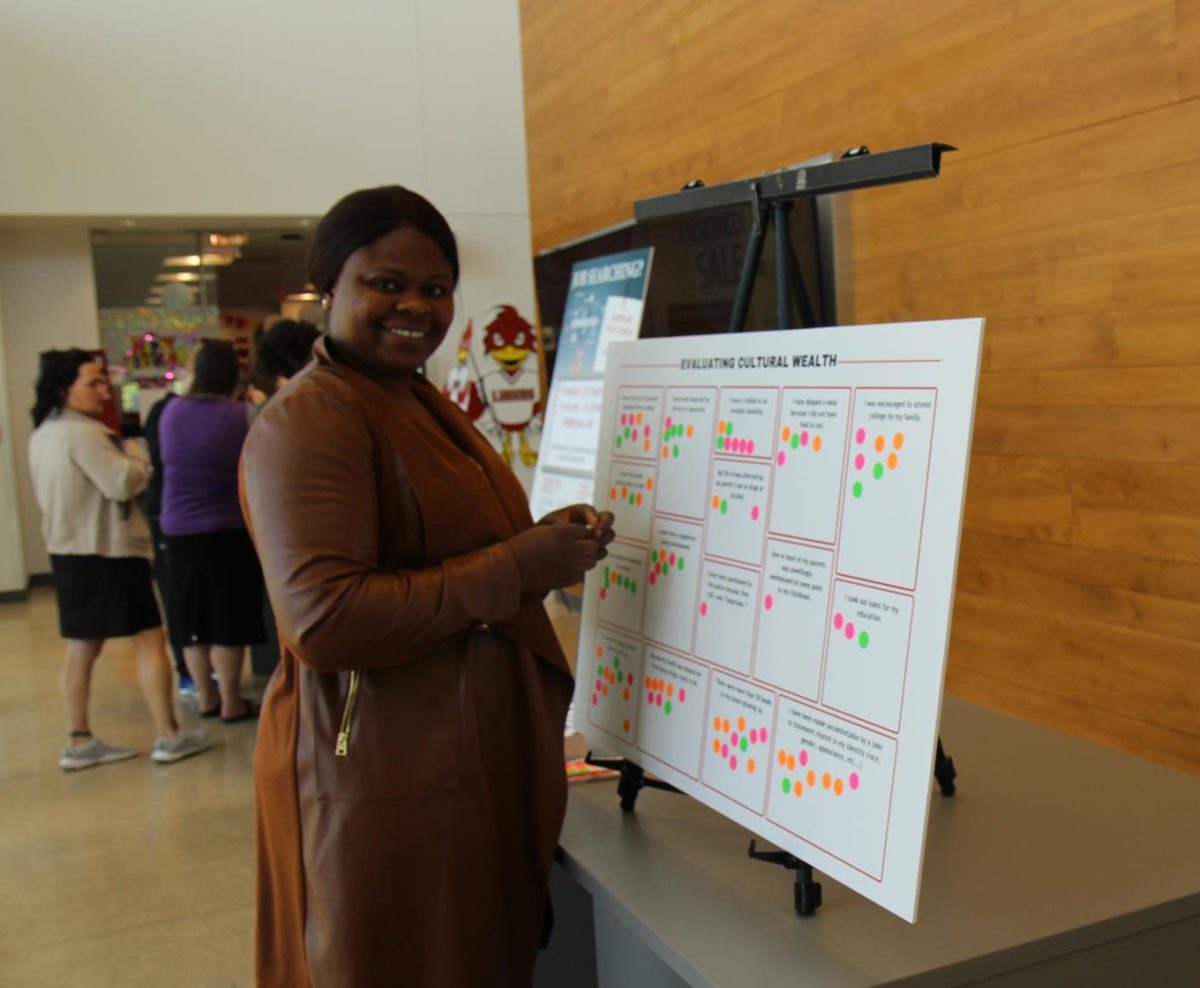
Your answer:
[530,248,653,515]
[573,318,984,922]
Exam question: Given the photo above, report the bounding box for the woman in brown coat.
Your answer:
[241,186,613,987]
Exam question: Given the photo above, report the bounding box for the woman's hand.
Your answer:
[537,503,616,548]
[511,504,615,594]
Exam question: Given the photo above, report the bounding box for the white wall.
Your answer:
[0,0,540,579]
[0,228,102,581]
[0,285,29,594]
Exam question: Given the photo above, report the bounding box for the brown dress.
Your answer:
[240,339,572,987]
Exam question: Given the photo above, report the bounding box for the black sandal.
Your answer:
[221,700,259,725]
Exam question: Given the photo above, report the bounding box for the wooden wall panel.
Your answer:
[520,0,1200,773]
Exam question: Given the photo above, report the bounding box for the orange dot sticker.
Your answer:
[636,493,643,505]
[713,739,721,753]
[794,781,803,797]
[782,426,792,441]
[636,413,643,425]
[666,683,674,698]
[722,718,730,733]
[834,778,844,795]
[714,717,722,731]
[645,676,652,689]
[621,486,628,498]
[686,424,694,438]
[623,688,630,702]
[712,495,721,509]
[806,770,816,787]
[746,758,756,775]
[893,432,904,450]
[887,452,898,470]
[787,754,796,771]
[718,420,726,434]
[822,772,831,790]
[737,716,746,732]
[646,478,654,491]
[874,435,885,453]
[609,486,617,500]
[623,719,630,733]
[662,445,670,458]
[812,435,823,452]
[596,645,604,657]
[777,750,787,766]
[643,439,651,451]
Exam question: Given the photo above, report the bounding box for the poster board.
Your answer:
[573,318,984,921]
[530,249,653,516]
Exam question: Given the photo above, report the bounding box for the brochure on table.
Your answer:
[573,318,984,922]
[529,248,653,521]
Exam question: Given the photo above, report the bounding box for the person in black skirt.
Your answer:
[158,340,265,722]
[28,349,211,770]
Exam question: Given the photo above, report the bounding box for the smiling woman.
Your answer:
[241,186,615,987]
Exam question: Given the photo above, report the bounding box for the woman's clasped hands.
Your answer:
[508,504,616,594]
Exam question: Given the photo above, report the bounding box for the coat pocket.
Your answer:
[309,644,465,801]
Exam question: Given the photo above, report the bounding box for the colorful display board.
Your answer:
[574,319,984,921]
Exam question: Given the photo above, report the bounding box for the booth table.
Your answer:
[535,698,1200,987]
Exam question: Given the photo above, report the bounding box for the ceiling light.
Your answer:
[208,233,249,247]
[284,291,321,302]
[156,272,216,283]
[163,252,238,267]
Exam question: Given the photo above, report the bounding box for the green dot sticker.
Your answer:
[852,481,863,498]
[720,500,728,514]
[791,434,800,449]
[631,581,638,593]
[664,700,673,715]
[740,737,748,752]
[873,462,884,480]
[725,422,734,435]
[717,436,725,450]
[676,557,685,571]
[628,493,636,505]
[615,436,622,447]
[672,445,680,458]
[613,657,621,669]
[859,631,870,648]
[782,778,791,794]
[624,427,631,439]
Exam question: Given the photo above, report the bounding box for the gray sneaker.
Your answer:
[151,729,211,764]
[58,736,138,771]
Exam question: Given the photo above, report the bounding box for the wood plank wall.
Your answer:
[520,0,1200,774]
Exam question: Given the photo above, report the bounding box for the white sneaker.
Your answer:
[58,736,138,771]
[151,729,211,764]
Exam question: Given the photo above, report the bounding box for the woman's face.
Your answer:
[64,361,110,417]
[326,226,456,381]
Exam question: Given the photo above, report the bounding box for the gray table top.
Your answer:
[559,697,1200,987]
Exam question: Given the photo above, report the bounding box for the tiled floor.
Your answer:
[0,587,258,986]
[0,586,584,986]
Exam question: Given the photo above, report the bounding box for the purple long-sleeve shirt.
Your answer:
[159,396,250,535]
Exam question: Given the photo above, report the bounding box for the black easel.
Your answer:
[591,143,960,913]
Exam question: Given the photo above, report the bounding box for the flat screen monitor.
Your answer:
[533,187,845,382]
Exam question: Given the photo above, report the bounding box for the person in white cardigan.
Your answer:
[28,349,209,770]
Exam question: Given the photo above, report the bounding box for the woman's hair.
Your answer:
[31,348,97,427]
[189,339,241,397]
[306,186,459,295]
[253,319,320,393]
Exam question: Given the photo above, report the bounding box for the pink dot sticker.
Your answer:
[800,749,808,766]
[856,427,866,444]
[845,622,856,640]
[599,588,607,600]
[627,673,634,685]
[656,693,664,707]
[777,451,786,466]
[699,601,708,617]
[643,425,650,437]
[591,693,598,705]
[731,732,739,746]
[747,440,755,454]
[620,413,628,425]
[595,679,603,691]
[833,612,844,629]
[721,743,729,758]
[751,505,760,521]
[729,755,738,770]
[760,729,768,745]
[849,772,860,790]
[764,594,774,611]
[855,453,866,470]
[801,430,809,446]
[669,552,677,566]
[678,688,686,702]
[665,416,673,429]
[649,572,657,586]
[749,728,758,744]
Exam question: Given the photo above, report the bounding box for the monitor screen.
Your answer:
[534,192,843,383]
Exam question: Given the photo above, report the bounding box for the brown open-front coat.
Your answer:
[241,339,572,987]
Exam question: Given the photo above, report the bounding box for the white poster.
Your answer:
[573,319,984,921]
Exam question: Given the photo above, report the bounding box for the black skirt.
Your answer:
[162,528,266,647]
[49,555,162,640]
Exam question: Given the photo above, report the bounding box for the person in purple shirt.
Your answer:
[159,339,264,722]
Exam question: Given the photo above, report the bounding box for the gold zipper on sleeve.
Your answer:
[335,670,361,757]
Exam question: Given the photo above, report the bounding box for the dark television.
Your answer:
[533,190,844,383]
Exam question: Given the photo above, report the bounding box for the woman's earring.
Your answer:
[320,294,332,311]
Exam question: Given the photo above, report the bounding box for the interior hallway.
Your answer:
[0,586,257,986]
